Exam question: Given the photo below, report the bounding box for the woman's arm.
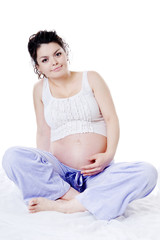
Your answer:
[81,71,120,176]
[90,71,120,159]
[33,81,51,152]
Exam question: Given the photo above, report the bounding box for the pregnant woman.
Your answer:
[2,30,158,220]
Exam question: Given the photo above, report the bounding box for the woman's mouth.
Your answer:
[52,65,62,72]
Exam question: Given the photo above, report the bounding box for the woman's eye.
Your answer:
[42,58,48,63]
[56,52,62,57]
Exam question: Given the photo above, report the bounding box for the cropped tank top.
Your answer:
[42,71,107,142]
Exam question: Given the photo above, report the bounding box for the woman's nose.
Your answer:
[51,57,58,66]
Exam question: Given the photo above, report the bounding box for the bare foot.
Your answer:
[28,197,59,213]
[28,197,86,214]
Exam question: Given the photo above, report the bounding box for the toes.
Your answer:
[28,204,38,213]
[28,205,36,211]
[29,198,39,206]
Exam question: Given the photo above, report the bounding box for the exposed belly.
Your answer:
[50,133,107,170]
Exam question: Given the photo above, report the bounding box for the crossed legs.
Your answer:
[2,146,87,215]
[28,187,86,214]
[2,146,158,220]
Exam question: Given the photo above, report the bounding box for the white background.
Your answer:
[0,0,160,169]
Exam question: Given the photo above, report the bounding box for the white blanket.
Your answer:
[0,167,160,240]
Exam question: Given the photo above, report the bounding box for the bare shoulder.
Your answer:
[87,71,108,91]
[33,79,44,101]
[87,70,102,79]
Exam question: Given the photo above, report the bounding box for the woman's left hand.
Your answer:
[81,153,113,176]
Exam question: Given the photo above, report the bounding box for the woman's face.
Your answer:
[36,42,69,79]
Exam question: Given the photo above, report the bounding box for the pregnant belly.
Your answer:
[50,133,107,170]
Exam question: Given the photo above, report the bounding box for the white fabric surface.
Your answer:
[0,167,160,240]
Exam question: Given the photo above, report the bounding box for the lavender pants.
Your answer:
[2,146,158,220]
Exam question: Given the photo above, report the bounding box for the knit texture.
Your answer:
[42,71,107,142]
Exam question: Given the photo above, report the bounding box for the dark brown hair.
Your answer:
[28,30,69,65]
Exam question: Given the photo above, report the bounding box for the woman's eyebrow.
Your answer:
[54,48,61,54]
[39,48,61,59]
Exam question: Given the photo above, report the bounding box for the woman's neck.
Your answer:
[48,71,74,89]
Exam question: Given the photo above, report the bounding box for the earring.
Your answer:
[67,58,70,64]
[34,66,38,74]
[34,67,45,79]
[39,73,45,79]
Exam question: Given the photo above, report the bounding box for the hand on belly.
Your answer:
[51,133,107,170]
[81,152,113,176]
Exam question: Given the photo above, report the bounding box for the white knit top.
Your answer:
[42,71,107,142]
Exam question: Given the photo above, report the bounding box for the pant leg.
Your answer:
[2,146,70,204]
[75,161,158,220]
